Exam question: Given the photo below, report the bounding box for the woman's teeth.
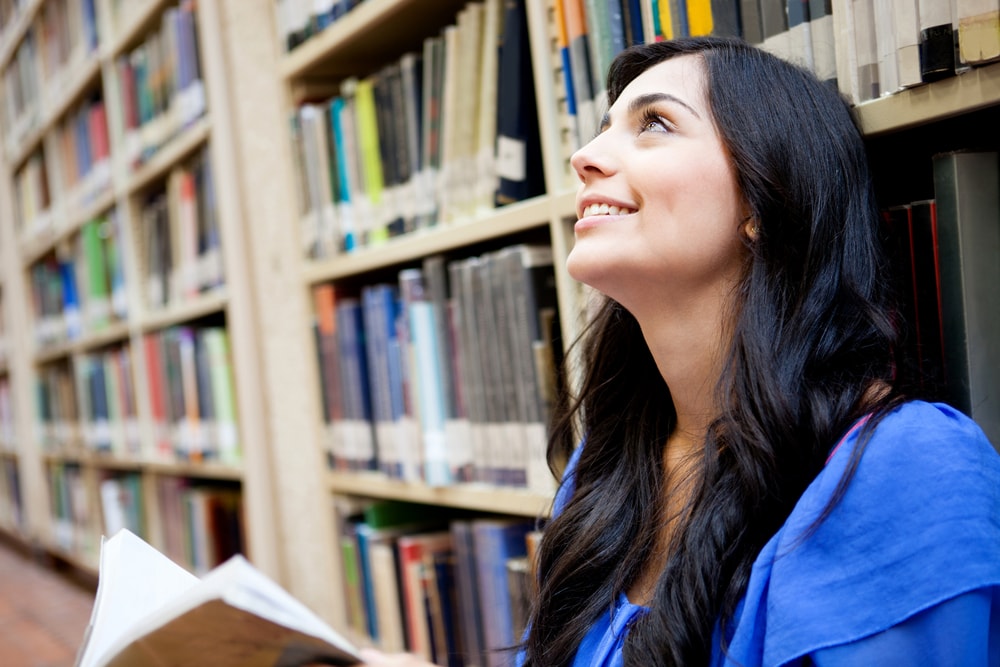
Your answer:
[583,203,636,217]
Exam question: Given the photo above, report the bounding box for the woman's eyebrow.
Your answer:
[599,91,702,132]
[629,92,701,119]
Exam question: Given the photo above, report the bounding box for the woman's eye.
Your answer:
[640,114,671,134]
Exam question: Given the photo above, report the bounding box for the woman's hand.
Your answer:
[353,648,438,666]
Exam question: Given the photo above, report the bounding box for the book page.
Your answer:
[76,529,361,667]
[77,529,200,667]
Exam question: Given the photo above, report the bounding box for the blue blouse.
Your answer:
[548,401,1000,666]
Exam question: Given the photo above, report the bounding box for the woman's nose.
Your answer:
[570,131,617,183]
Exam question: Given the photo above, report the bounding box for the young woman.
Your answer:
[360,36,1000,666]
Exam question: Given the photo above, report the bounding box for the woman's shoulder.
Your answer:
[829,400,1000,505]
[747,400,1000,664]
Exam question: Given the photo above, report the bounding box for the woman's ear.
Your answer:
[741,215,759,241]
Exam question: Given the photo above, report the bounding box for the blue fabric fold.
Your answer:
[548,401,1000,666]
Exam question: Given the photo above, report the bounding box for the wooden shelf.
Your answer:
[144,459,242,481]
[33,340,74,365]
[7,54,102,171]
[279,0,469,82]
[328,471,552,518]
[0,0,42,70]
[19,187,116,268]
[125,115,211,195]
[72,321,131,353]
[302,194,557,284]
[856,62,1000,136]
[139,289,228,331]
[106,0,172,58]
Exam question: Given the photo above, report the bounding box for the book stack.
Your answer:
[139,144,224,312]
[10,147,51,241]
[26,209,127,349]
[882,150,1000,445]
[290,0,545,259]
[334,498,541,666]
[143,325,240,466]
[77,342,141,458]
[53,91,110,216]
[832,0,1000,104]
[35,358,78,452]
[313,243,562,493]
[154,476,244,575]
[274,0,366,52]
[114,0,205,170]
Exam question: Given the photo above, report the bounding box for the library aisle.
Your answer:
[0,539,95,667]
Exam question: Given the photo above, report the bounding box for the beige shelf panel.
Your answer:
[302,194,558,284]
[7,55,102,170]
[0,0,42,70]
[125,115,211,195]
[19,187,116,268]
[33,340,74,365]
[856,62,1000,136]
[138,288,228,332]
[279,0,469,82]
[42,449,243,480]
[32,320,131,365]
[328,471,552,518]
[106,0,173,58]
[143,459,242,480]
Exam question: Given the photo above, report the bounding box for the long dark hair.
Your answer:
[523,37,903,666]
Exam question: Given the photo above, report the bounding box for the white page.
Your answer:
[77,529,200,667]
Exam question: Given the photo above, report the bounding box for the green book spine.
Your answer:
[81,219,111,330]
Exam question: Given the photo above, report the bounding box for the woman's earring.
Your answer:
[744,218,760,240]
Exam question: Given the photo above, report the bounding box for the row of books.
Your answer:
[115,0,205,170]
[12,147,51,236]
[36,358,79,450]
[548,0,837,164]
[883,149,1000,446]
[28,212,127,348]
[335,499,539,666]
[313,244,562,492]
[274,0,365,52]
[140,144,224,311]
[1,29,40,154]
[51,460,244,575]
[48,460,97,556]
[0,457,22,530]
[76,342,141,458]
[833,0,1000,105]
[291,0,544,258]
[99,471,145,540]
[54,91,111,218]
[143,325,241,466]
[155,476,244,576]
[35,0,99,107]
[0,0,100,158]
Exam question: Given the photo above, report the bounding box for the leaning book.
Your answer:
[75,529,362,667]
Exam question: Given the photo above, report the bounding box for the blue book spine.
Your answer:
[330,98,356,251]
[59,259,81,340]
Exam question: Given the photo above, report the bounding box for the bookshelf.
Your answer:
[0,0,294,593]
[0,0,998,661]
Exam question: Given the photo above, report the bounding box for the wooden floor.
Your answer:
[0,536,96,667]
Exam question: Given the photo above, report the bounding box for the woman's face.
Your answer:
[567,55,748,321]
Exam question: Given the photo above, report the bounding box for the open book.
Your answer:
[75,529,362,667]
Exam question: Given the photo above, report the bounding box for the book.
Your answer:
[931,151,1000,446]
[918,0,956,81]
[75,528,361,667]
[495,0,545,207]
[956,0,1000,65]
